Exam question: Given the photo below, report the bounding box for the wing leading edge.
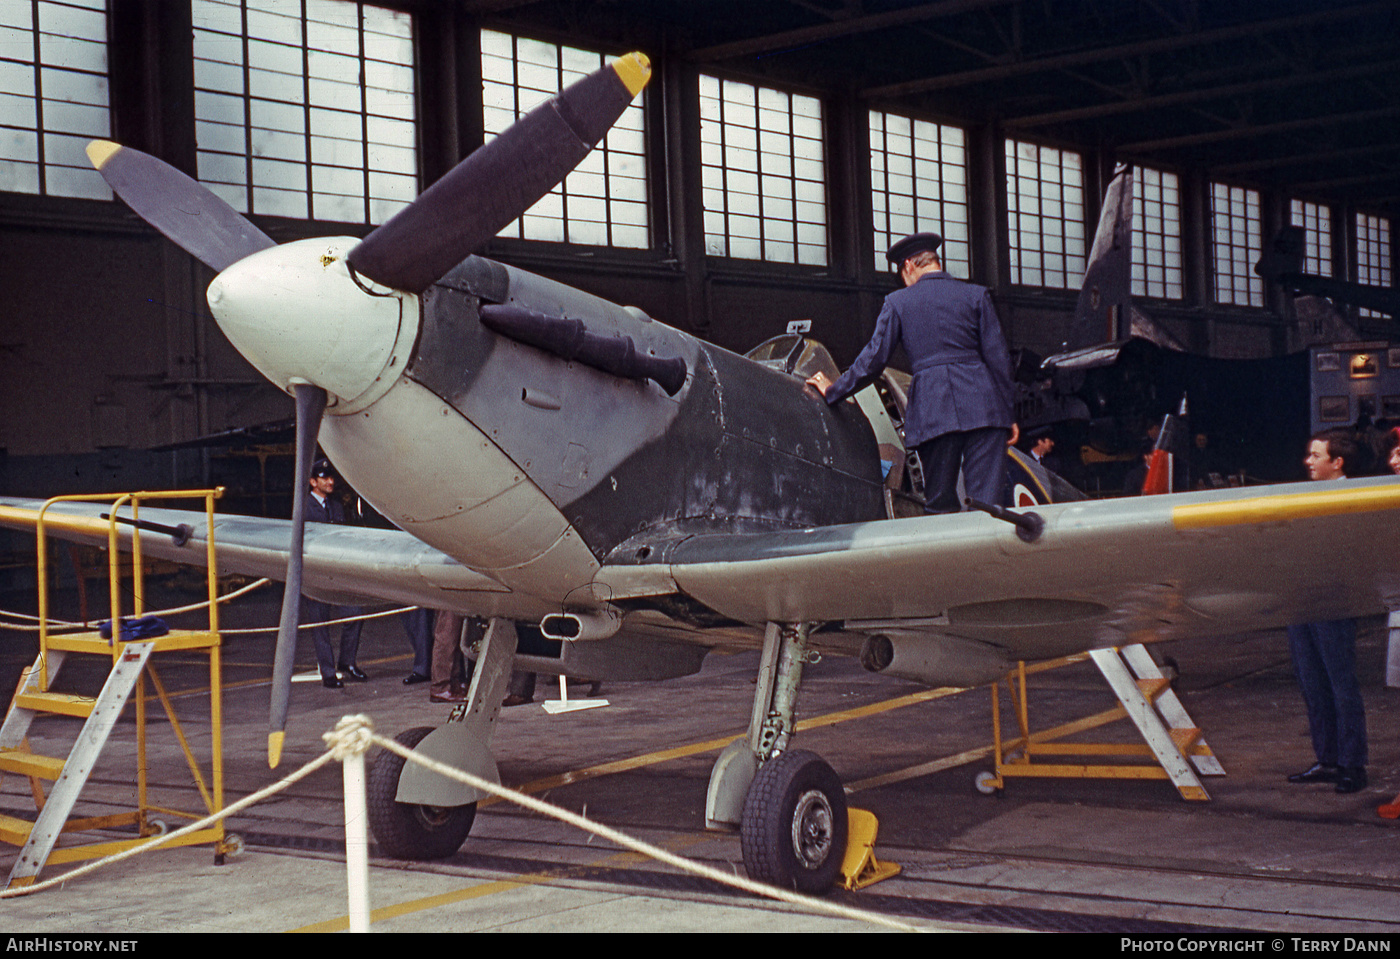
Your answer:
[9,478,1400,689]
[596,477,1400,683]
[0,498,509,615]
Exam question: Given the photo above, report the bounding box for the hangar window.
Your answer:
[1290,200,1332,277]
[1004,140,1085,289]
[868,111,969,277]
[0,0,112,200]
[482,30,648,249]
[1356,212,1392,319]
[699,74,827,266]
[1132,167,1182,300]
[192,0,417,224]
[1209,183,1263,307]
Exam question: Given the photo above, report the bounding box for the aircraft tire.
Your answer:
[740,750,847,893]
[367,725,476,860]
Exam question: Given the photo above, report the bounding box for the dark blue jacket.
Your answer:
[826,272,1015,446]
[304,493,346,525]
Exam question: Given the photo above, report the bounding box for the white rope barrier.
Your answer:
[0,596,415,636]
[219,605,415,635]
[0,578,272,632]
[363,718,925,932]
[0,749,336,899]
[137,576,271,617]
[0,714,921,932]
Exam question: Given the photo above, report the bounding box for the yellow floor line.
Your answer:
[845,744,995,793]
[289,834,715,932]
[286,688,976,930]
[487,684,968,804]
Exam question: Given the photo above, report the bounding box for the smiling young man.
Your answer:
[1288,429,1369,794]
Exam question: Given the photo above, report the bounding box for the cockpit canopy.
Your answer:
[745,334,841,383]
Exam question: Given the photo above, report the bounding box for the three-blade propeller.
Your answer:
[88,52,652,767]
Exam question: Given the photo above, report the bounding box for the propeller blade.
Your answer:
[268,383,327,768]
[346,52,651,293]
[86,140,276,273]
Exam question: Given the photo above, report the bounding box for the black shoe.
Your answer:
[1336,767,1368,794]
[403,672,430,685]
[322,676,343,689]
[1288,763,1340,784]
[339,664,368,682]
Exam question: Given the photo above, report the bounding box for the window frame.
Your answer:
[0,0,113,200]
[1131,165,1183,301]
[698,72,828,267]
[480,27,650,251]
[191,0,419,225]
[869,109,970,277]
[1289,198,1333,278]
[1004,138,1087,291]
[1208,181,1264,308]
[1355,211,1393,319]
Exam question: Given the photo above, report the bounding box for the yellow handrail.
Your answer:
[33,489,224,675]
[9,487,234,872]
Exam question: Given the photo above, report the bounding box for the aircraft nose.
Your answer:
[206,237,416,411]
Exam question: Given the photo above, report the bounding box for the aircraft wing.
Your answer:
[597,476,1400,684]
[0,498,507,612]
[7,478,1400,687]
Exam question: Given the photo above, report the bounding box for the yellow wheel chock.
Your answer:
[839,808,900,891]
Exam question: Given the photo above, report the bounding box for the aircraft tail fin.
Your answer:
[1255,225,1306,281]
[1068,165,1135,351]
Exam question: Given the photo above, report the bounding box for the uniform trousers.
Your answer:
[401,607,433,678]
[1288,618,1367,769]
[916,426,1010,513]
[304,598,363,680]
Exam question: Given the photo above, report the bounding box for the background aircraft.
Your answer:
[1257,225,1400,318]
[4,54,1400,895]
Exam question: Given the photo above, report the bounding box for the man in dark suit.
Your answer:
[304,459,366,688]
[1286,429,1368,794]
[809,232,1018,513]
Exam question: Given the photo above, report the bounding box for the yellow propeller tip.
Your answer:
[86,140,121,170]
[268,731,284,769]
[612,52,652,97]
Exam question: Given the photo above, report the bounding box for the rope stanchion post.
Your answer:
[0,711,922,933]
[370,725,926,932]
[325,716,374,933]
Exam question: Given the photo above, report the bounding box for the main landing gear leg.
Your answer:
[706,622,848,893]
[367,617,517,860]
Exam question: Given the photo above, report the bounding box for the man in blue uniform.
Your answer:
[809,232,1017,513]
[303,459,366,688]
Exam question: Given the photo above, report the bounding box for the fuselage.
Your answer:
[207,238,888,621]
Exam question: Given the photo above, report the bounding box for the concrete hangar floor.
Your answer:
[0,584,1396,934]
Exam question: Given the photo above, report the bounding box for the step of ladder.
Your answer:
[1087,644,1219,801]
[0,814,33,846]
[6,641,155,888]
[0,650,68,750]
[1117,643,1225,777]
[0,750,66,780]
[44,630,219,655]
[11,692,95,719]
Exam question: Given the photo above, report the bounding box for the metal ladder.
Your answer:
[1088,644,1224,799]
[0,489,232,888]
[0,641,155,886]
[982,643,1224,800]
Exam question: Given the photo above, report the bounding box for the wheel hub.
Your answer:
[413,804,456,829]
[790,788,835,868]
